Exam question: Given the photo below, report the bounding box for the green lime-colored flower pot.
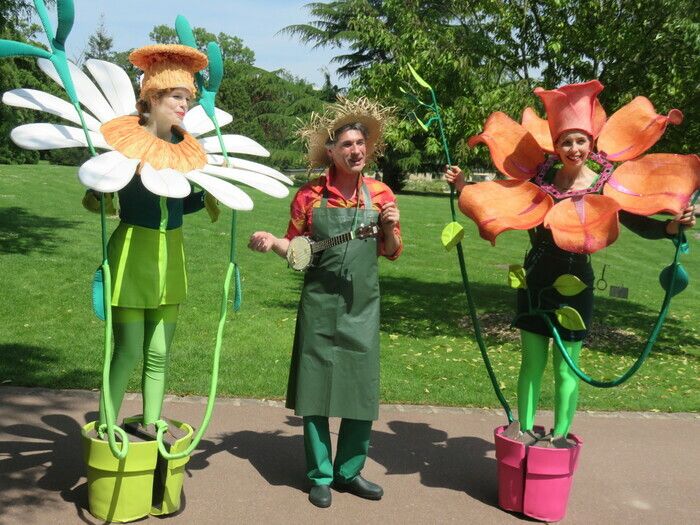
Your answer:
[149,418,194,516]
[81,421,158,522]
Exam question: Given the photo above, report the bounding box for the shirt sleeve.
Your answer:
[619,210,671,240]
[183,190,205,215]
[284,185,312,240]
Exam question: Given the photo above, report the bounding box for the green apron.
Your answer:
[286,183,381,421]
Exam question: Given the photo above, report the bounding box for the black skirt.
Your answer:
[514,240,594,342]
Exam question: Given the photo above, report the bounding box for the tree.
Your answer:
[285,0,700,189]
[84,13,113,61]
[149,25,255,65]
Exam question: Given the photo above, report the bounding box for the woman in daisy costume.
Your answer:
[89,44,216,430]
[446,80,699,445]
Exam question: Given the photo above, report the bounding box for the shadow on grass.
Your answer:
[263,273,699,357]
[0,206,80,255]
[378,276,700,358]
[0,344,98,388]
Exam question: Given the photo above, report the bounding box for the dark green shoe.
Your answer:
[309,484,332,508]
[334,475,383,500]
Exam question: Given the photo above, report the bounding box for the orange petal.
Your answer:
[521,107,554,153]
[459,180,553,245]
[604,154,700,215]
[597,97,683,161]
[468,112,545,180]
[544,194,621,254]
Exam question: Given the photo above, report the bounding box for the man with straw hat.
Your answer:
[249,97,402,508]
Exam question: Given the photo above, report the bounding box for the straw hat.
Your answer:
[129,44,208,100]
[299,96,393,168]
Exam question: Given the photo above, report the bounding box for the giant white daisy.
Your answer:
[2,57,292,210]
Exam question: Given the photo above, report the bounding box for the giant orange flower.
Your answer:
[460,80,700,254]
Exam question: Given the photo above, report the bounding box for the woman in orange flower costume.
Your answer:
[446,80,698,445]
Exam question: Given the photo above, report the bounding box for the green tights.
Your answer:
[99,305,178,426]
[517,330,582,437]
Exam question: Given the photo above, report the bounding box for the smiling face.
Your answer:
[148,87,192,131]
[327,128,367,177]
[555,130,593,168]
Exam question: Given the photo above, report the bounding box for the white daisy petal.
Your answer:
[184,170,254,211]
[37,57,117,124]
[2,89,103,131]
[140,163,192,198]
[200,164,289,198]
[182,105,233,137]
[78,151,139,192]
[10,123,111,150]
[85,59,137,117]
[198,134,270,157]
[213,156,293,185]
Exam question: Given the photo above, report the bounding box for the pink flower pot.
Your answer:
[523,433,582,522]
[494,426,582,522]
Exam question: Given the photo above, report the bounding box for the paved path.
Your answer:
[1,387,698,524]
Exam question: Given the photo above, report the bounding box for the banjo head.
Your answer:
[287,236,313,271]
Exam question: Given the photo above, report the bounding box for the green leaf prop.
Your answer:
[508,264,527,289]
[414,113,430,131]
[659,263,689,297]
[0,40,51,59]
[552,274,587,296]
[555,306,586,331]
[407,63,432,90]
[54,0,75,48]
[441,222,464,250]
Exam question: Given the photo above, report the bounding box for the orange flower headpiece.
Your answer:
[461,80,699,254]
[534,79,605,142]
[129,44,208,100]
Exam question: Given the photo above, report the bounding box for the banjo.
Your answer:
[286,223,381,271]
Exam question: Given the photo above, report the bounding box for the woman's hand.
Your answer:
[444,165,466,192]
[665,204,696,235]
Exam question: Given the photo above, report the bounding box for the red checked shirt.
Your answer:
[284,167,403,259]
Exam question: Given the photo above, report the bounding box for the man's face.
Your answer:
[327,129,367,176]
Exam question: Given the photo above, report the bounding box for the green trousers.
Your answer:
[303,416,372,486]
[99,305,178,426]
[517,329,582,437]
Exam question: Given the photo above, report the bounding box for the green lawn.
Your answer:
[1,163,698,412]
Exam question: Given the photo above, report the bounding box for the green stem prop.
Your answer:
[402,65,513,422]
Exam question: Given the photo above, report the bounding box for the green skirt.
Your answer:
[108,223,187,308]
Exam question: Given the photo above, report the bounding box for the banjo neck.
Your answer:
[310,231,356,254]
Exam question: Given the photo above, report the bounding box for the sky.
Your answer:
[39,0,348,89]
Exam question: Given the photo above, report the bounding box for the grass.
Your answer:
[1,163,698,412]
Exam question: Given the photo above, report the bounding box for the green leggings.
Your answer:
[517,330,581,437]
[99,305,178,426]
[303,416,372,486]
